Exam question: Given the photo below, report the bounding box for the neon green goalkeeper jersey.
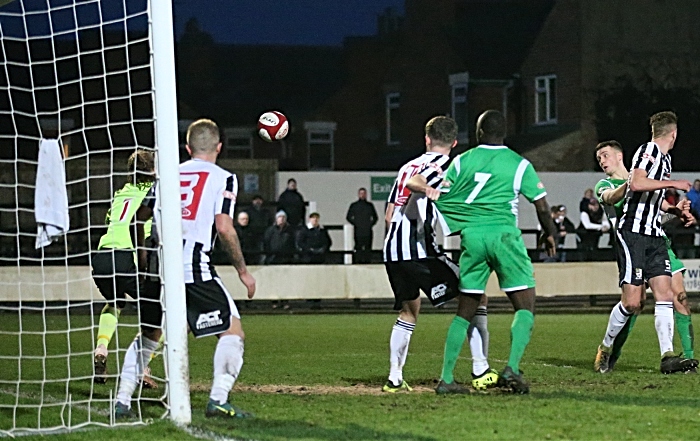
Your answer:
[594,177,626,221]
[98,182,153,250]
[434,145,547,234]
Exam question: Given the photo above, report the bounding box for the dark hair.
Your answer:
[650,111,677,138]
[309,212,320,219]
[128,149,155,184]
[288,178,297,184]
[550,206,560,214]
[252,194,263,201]
[425,116,458,146]
[595,140,623,153]
[358,187,367,192]
[478,110,506,139]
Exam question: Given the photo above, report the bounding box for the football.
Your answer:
[257,111,289,142]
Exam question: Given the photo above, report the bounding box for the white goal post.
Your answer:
[0,0,189,435]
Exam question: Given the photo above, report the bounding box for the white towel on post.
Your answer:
[35,139,69,249]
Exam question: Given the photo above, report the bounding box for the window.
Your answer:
[449,72,469,143]
[304,121,336,170]
[535,75,557,124]
[224,127,254,159]
[386,92,400,145]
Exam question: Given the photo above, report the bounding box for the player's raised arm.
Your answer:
[599,183,627,206]
[215,213,256,299]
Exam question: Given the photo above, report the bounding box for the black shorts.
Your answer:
[384,255,459,310]
[616,229,671,286]
[139,238,163,329]
[91,249,138,308]
[186,278,240,338]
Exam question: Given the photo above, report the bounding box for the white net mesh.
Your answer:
[0,0,171,435]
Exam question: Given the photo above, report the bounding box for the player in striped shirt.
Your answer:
[381,116,481,393]
[601,112,697,374]
[593,138,698,373]
[91,149,155,384]
[426,110,557,394]
[115,119,257,419]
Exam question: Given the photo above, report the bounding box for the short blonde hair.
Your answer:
[186,119,220,153]
[650,111,677,138]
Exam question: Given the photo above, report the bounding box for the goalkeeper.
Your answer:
[91,149,155,384]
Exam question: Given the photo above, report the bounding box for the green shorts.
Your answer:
[458,226,535,293]
[665,236,685,275]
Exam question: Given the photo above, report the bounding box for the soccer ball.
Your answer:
[257,111,289,142]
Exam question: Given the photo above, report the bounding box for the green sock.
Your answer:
[507,310,535,375]
[96,305,120,348]
[440,316,470,384]
[611,314,637,359]
[674,311,694,359]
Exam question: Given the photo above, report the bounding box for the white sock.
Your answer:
[602,302,633,348]
[388,319,414,385]
[654,301,674,356]
[210,335,244,404]
[468,325,489,376]
[116,334,158,407]
[472,306,489,358]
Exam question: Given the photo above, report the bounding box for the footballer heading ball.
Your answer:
[257,111,289,142]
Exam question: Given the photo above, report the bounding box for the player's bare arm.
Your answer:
[600,183,627,205]
[661,199,696,227]
[406,174,441,200]
[384,202,395,231]
[534,198,557,257]
[215,213,256,299]
[629,169,691,192]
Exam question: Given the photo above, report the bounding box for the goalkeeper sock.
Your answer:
[472,306,489,358]
[388,319,414,385]
[116,334,158,407]
[441,316,469,384]
[96,305,120,349]
[210,335,244,404]
[468,325,489,376]
[611,314,637,360]
[507,310,534,375]
[675,311,694,359]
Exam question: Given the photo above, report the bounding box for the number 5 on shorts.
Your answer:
[465,172,491,204]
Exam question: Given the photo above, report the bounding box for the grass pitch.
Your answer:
[2,312,700,440]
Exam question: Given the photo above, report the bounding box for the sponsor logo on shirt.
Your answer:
[195,310,223,330]
[642,153,656,163]
[223,190,236,200]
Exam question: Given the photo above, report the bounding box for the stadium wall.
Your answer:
[6,260,700,302]
[277,171,700,250]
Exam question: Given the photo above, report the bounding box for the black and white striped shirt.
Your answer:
[383,152,450,262]
[618,142,671,236]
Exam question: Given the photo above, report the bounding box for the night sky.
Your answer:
[173,0,405,46]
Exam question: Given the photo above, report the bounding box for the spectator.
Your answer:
[296,212,332,264]
[576,198,610,255]
[263,210,297,264]
[579,188,594,213]
[665,188,679,206]
[277,178,305,227]
[234,212,260,265]
[541,205,575,262]
[345,187,378,263]
[247,195,273,254]
[687,179,700,213]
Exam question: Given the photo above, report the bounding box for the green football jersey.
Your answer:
[98,182,153,250]
[594,177,626,222]
[434,145,546,234]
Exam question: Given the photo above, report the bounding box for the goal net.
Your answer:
[0,0,188,435]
